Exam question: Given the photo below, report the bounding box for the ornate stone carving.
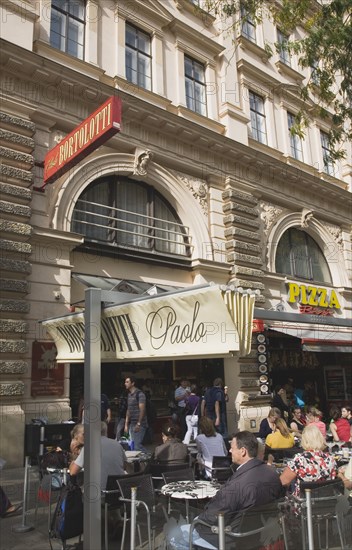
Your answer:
[324,223,343,250]
[300,208,314,228]
[259,201,283,235]
[133,149,153,176]
[179,175,208,214]
[0,382,25,396]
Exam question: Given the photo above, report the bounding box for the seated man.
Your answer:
[69,421,127,489]
[168,431,284,549]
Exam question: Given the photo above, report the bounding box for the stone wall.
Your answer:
[0,111,34,466]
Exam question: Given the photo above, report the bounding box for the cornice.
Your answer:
[275,60,304,84]
[167,19,225,59]
[173,0,216,27]
[116,0,173,28]
[237,36,271,64]
[0,0,38,21]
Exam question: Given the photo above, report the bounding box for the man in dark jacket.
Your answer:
[168,431,284,549]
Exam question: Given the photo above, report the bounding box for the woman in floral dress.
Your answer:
[280,424,337,496]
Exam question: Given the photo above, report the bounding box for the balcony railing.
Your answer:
[72,199,192,257]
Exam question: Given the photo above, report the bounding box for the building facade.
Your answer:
[0,0,351,465]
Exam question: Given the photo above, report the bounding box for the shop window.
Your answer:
[184,55,207,116]
[287,112,303,161]
[249,91,267,144]
[125,23,152,91]
[275,227,332,283]
[320,131,335,176]
[50,0,85,59]
[71,176,191,258]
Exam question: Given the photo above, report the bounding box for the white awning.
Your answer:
[269,324,352,353]
[42,285,255,362]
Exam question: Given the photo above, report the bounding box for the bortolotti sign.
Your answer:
[43,96,122,185]
[42,286,242,362]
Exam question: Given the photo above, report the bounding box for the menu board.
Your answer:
[324,367,346,401]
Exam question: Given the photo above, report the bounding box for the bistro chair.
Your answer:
[210,455,234,483]
[116,473,168,550]
[101,472,141,550]
[285,479,348,550]
[146,461,190,491]
[189,499,287,550]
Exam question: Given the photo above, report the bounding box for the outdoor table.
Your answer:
[161,479,220,522]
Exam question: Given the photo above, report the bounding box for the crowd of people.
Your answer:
[3,376,349,549]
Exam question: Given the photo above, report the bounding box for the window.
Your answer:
[50,0,85,59]
[275,228,332,283]
[277,29,290,66]
[72,177,191,258]
[184,56,207,116]
[287,112,303,161]
[320,131,334,175]
[125,23,152,91]
[241,5,256,42]
[249,91,267,144]
[311,60,320,85]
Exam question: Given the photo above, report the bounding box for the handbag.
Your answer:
[190,402,199,425]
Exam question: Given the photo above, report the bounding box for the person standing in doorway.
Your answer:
[201,378,228,440]
[124,377,148,452]
[174,379,190,439]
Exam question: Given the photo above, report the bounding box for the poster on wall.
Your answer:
[324,367,347,401]
[31,341,64,397]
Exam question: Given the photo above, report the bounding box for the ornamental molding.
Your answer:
[300,208,314,228]
[259,201,284,236]
[179,174,208,215]
[324,222,343,251]
[133,148,153,176]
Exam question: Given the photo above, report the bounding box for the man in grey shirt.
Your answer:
[70,422,127,489]
[124,376,148,452]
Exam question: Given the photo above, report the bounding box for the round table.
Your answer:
[161,480,220,522]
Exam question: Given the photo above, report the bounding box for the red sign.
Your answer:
[31,341,64,397]
[43,96,122,185]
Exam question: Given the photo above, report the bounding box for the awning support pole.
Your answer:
[84,288,102,550]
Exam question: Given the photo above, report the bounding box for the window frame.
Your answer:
[184,55,207,116]
[249,90,267,144]
[241,5,256,43]
[125,22,152,91]
[275,227,332,283]
[320,131,334,176]
[287,112,303,161]
[71,177,192,260]
[277,29,290,66]
[50,0,86,60]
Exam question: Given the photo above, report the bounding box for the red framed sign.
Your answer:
[43,95,122,185]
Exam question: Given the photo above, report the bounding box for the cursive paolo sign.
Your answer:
[42,286,241,362]
[43,96,122,185]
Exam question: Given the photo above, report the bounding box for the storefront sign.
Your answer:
[43,96,122,185]
[31,341,64,397]
[42,286,246,362]
[287,282,341,309]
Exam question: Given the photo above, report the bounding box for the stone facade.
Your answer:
[0,0,351,464]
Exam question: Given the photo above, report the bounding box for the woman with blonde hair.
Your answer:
[70,423,84,462]
[280,424,337,496]
[305,406,326,437]
[265,418,295,449]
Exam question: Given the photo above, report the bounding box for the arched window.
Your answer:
[275,228,332,283]
[71,176,191,259]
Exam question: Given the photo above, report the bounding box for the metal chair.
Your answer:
[147,461,190,491]
[288,479,348,550]
[101,472,141,550]
[116,473,168,550]
[189,499,286,550]
[210,455,234,483]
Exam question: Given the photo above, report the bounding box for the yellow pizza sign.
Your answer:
[287,283,341,309]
